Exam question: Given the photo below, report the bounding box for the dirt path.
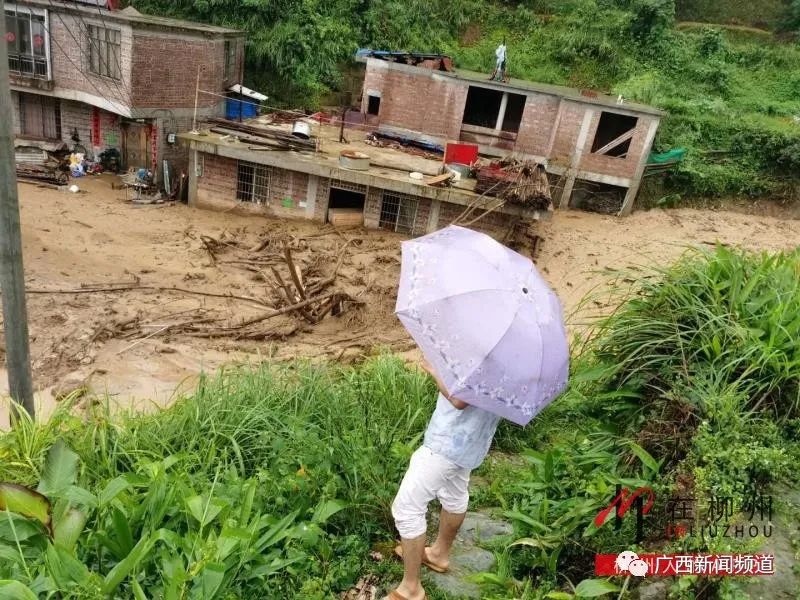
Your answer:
[2,175,799,427]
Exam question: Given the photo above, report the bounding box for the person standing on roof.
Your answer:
[489,39,507,82]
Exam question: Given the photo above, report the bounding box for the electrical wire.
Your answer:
[45,0,131,108]
[77,0,133,101]
[32,4,129,117]
[196,89,453,138]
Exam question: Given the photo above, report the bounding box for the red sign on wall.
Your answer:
[91,107,101,147]
[150,124,158,170]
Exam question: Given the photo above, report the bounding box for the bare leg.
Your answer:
[426,508,466,570]
[394,534,427,600]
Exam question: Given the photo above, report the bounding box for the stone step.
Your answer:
[385,510,515,599]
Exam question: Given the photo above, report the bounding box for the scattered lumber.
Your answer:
[206,118,316,151]
[16,162,68,185]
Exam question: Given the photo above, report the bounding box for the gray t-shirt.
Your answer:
[423,393,502,470]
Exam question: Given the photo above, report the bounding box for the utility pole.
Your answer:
[0,0,35,421]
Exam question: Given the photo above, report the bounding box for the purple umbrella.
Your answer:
[395,225,569,426]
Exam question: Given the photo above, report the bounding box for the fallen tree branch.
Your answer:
[23,285,272,307]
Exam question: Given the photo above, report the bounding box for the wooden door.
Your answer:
[122,123,151,169]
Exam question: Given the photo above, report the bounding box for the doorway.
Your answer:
[122,121,152,170]
[326,186,366,226]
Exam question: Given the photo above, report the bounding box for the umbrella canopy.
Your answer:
[395,225,569,426]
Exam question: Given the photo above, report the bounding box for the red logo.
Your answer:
[594,486,655,542]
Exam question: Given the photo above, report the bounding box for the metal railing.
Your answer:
[8,53,50,79]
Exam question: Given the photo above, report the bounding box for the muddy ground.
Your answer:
[2,174,799,427]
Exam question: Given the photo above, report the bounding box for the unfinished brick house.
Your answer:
[7,0,244,178]
[180,52,664,241]
[359,53,664,215]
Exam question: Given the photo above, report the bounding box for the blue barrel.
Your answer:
[226,97,258,119]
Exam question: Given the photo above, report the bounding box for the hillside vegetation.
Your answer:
[128,0,800,202]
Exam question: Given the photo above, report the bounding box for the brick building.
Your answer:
[358,54,664,215]
[181,126,545,239]
[180,52,664,240]
[6,0,244,179]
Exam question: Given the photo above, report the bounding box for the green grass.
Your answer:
[2,248,800,599]
[0,357,437,598]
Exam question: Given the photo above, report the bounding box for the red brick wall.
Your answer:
[49,13,134,109]
[315,177,331,222]
[550,102,587,164]
[130,33,242,110]
[267,168,309,218]
[515,93,560,156]
[45,8,243,114]
[196,153,238,209]
[362,62,659,183]
[59,100,122,157]
[362,61,467,140]
[579,112,656,180]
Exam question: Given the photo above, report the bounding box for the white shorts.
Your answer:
[391,446,471,539]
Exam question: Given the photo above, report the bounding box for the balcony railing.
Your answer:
[8,53,50,79]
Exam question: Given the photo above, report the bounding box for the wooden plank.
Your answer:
[594,128,635,156]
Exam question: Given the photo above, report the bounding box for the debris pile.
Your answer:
[14,143,69,185]
[364,132,442,160]
[475,159,551,210]
[205,118,317,152]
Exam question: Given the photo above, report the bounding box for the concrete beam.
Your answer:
[560,109,595,209]
[426,200,442,233]
[188,149,199,207]
[495,92,509,132]
[619,118,660,216]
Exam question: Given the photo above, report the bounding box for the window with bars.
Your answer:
[236,161,270,203]
[5,9,50,79]
[379,191,420,234]
[88,24,121,80]
[19,92,61,140]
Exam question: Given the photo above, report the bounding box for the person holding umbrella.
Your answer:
[385,225,570,600]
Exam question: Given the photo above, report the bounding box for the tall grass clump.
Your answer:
[0,356,436,598]
[588,246,800,421]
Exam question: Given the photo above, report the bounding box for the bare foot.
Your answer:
[425,545,450,571]
[387,583,426,600]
